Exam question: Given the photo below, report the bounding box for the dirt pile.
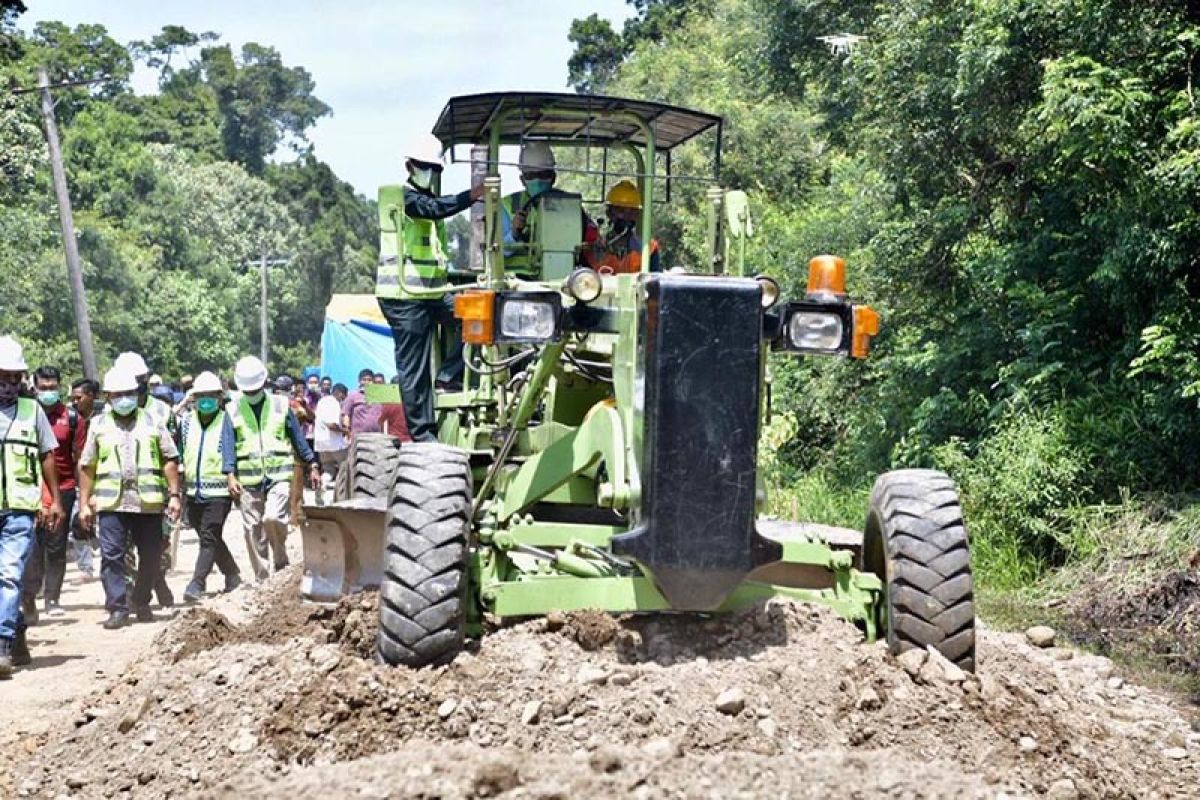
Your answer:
[1063,567,1200,687]
[13,578,1200,799]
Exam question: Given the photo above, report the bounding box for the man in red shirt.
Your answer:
[21,366,86,621]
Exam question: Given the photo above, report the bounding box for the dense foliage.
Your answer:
[0,16,377,378]
[574,0,1200,584]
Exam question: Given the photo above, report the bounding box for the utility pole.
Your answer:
[38,67,97,379]
[259,249,269,363]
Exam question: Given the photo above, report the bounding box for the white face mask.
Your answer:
[410,167,433,190]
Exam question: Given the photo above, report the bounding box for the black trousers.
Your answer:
[186,498,238,588]
[23,487,75,605]
[378,296,464,442]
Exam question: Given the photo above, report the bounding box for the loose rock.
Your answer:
[715,687,746,715]
[1025,626,1057,648]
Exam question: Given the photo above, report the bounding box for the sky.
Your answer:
[21,1,633,195]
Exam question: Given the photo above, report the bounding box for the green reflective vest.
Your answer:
[92,410,167,512]
[182,410,229,499]
[376,187,450,299]
[1,398,42,512]
[501,191,536,273]
[228,394,293,487]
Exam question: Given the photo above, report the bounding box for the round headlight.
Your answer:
[565,268,602,303]
[755,275,781,309]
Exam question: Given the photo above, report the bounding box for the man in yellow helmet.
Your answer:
[589,180,661,274]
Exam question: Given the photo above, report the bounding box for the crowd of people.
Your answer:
[0,334,412,678]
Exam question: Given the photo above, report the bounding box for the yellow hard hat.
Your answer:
[605,180,642,210]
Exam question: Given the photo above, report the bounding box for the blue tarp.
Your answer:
[319,317,395,387]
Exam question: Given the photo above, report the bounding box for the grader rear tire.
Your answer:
[864,469,976,672]
[334,432,402,501]
[376,444,472,667]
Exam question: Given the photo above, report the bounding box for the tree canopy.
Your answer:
[0,20,376,379]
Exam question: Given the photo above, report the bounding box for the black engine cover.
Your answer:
[612,274,782,609]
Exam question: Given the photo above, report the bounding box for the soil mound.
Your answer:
[15,581,1200,798]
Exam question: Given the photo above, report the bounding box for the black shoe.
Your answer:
[156,586,174,609]
[12,629,30,667]
[0,638,13,679]
[183,583,203,604]
[135,606,155,623]
[21,596,38,626]
[103,610,130,630]
[223,574,243,593]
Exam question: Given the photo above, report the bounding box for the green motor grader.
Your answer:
[300,92,976,672]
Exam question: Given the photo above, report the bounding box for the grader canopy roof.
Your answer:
[432,92,722,152]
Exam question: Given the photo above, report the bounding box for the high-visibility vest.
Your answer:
[595,234,660,275]
[141,396,170,425]
[376,186,450,299]
[181,410,229,499]
[500,191,536,272]
[1,398,42,512]
[227,394,293,487]
[92,410,167,512]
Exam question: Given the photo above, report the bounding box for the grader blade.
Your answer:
[299,498,387,602]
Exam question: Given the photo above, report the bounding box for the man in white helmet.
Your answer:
[224,355,320,580]
[177,371,241,601]
[375,133,482,442]
[0,336,62,676]
[77,366,180,629]
[112,350,176,608]
[113,352,173,432]
[502,142,599,266]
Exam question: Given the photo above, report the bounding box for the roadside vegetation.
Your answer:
[572,0,1200,684]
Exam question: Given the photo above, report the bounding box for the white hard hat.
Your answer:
[0,335,28,372]
[519,142,555,172]
[404,133,444,167]
[192,371,222,393]
[148,373,163,386]
[102,367,139,393]
[114,351,149,377]
[234,355,268,392]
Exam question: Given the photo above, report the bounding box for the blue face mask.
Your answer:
[37,390,60,407]
[112,396,138,416]
[196,396,220,415]
[525,179,553,198]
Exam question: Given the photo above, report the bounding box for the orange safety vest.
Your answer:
[594,237,660,275]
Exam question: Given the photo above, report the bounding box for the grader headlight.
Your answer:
[564,267,603,303]
[496,291,562,343]
[787,310,844,352]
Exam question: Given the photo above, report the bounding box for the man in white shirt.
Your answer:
[314,383,349,491]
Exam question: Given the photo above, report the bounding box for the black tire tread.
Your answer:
[335,433,403,501]
[866,469,976,672]
[376,444,471,668]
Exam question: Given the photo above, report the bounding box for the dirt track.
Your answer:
[5,559,1200,799]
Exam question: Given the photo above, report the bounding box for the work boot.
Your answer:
[12,628,30,667]
[0,638,12,679]
[44,600,64,618]
[183,582,204,604]
[135,606,155,624]
[21,595,38,626]
[223,573,243,593]
[102,610,129,630]
[156,583,174,609]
